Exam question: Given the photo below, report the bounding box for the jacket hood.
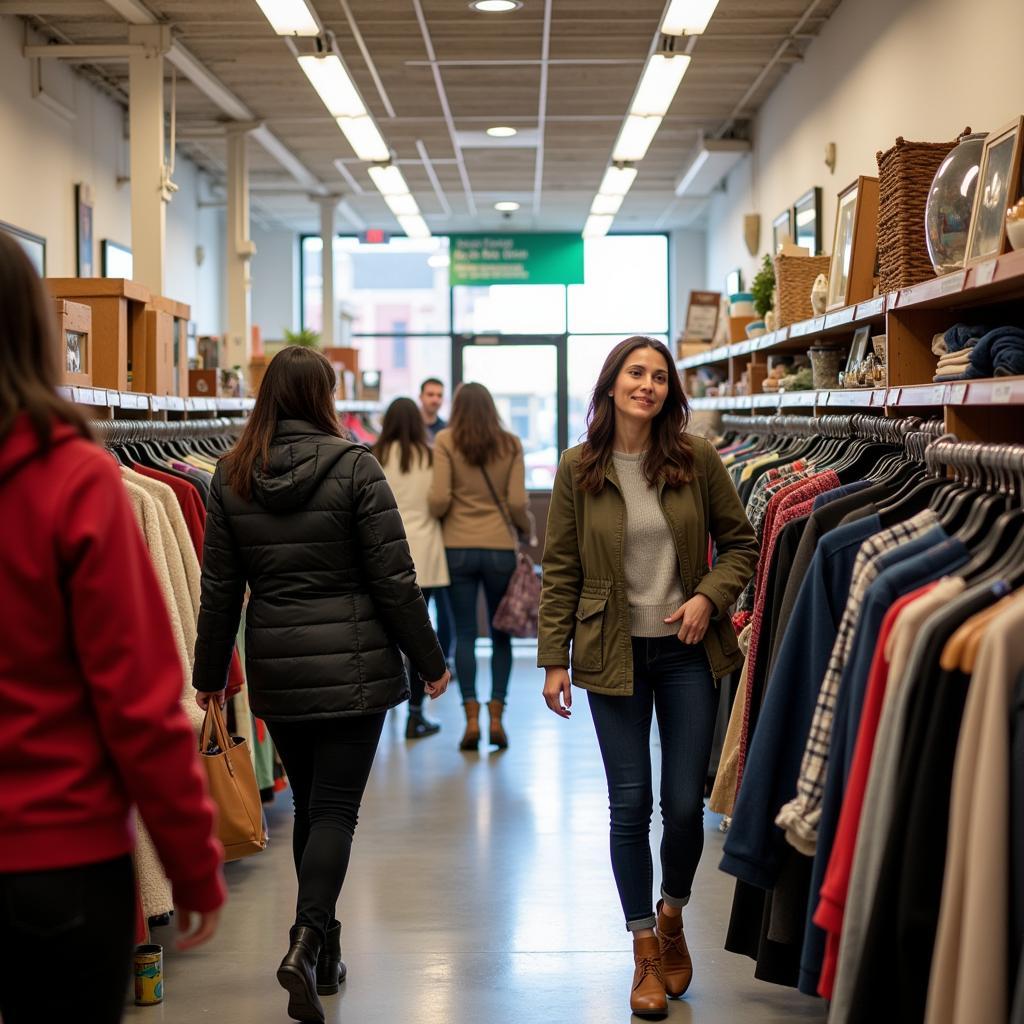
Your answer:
[0,414,81,486]
[251,419,355,512]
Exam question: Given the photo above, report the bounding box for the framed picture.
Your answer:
[101,239,134,278]
[725,268,743,296]
[826,176,881,310]
[845,325,871,375]
[684,289,721,340]
[75,182,94,277]
[0,221,46,275]
[965,116,1024,267]
[793,187,823,255]
[772,208,794,255]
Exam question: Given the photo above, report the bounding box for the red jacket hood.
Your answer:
[0,415,83,486]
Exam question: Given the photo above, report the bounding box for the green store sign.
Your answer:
[449,233,585,286]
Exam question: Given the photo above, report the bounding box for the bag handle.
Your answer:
[200,699,233,754]
[480,464,521,550]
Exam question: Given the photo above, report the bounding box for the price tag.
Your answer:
[974,259,997,287]
[947,383,967,404]
[825,306,856,329]
[889,387,902,405]
[993,382,1013,404]
[939,269,967,295]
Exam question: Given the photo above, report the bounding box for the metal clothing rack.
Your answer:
[93,417,242,446]
[925,438,1024,495]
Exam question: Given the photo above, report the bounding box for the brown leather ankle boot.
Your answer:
[487,700,508,749]
[459,700,481,751]
[656,899,693,997]
[630,934,667,1017]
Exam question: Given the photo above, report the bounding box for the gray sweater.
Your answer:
[613,451,685,638]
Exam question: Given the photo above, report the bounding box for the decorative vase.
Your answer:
[765,310,777,332]
[925,132,986,274]
[808,345,844,389]
[810,273,829,315]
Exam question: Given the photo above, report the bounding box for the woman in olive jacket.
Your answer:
[193,347,449,1024]
[538,336,757,1017]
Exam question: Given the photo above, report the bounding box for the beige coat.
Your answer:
[380,446,450,589]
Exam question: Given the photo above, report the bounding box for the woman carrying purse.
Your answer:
[537,337,758,1016]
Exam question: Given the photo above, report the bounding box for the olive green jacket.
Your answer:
[537,436,759,693]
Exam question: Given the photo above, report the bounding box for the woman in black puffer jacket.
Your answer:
[193,346,449,1024]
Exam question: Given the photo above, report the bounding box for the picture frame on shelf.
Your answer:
[793,187,823,255]
[965,116,1024,267]
[75,182,94,277]
[0,221,46,275]
[101,239,133,279]
[772,208,794,255]
[725,268,743,296]
[826,175,881,310]
[845,325,871,376]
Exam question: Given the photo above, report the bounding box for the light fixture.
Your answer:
[598,165,638,197]
[297,55,365,117]
[582,214,614,239]
[630,54,691,117]
[674,138,751,197]
[336,115,391,162]
[590,193,623,216]
[470,0,522,10]
[397,213,432,239]
[253,0,319,36]
[486,126,518,138]
[385,193,420,217]
[495,201,520,212]
[661,0,721,36]
[612,115,663,162]
[367,164,410,196]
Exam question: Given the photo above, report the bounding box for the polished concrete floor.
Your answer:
[128,648,826,1023]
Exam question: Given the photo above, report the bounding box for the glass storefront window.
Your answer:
[351,336,452,414]
[453,284,566,335]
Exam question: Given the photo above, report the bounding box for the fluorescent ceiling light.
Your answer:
[612,115,662,163]
[470,0,521,10]
[253,0,319,36]
[598,165,638,197]
[590,193,624,216]
[486,126,518,138]
[630,54,691,117]
[385,193,421,217]
[337,115,391,162]
[582,214,614,239]
[297,55,365,118]
[367,164,410,196]
[661,0,721,35]
[397,213,432,239]
[495,201,520,212]
[674,138,751,197]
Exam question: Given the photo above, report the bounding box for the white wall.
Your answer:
[705,0,1024,292]
[0,15,222,333]
[251,226,299,341]
[670,228,708,341]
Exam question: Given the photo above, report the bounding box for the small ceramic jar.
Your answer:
[808,345,844,389]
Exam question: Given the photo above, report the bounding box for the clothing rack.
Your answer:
[721,413,944,450]
[93,417,243,446]
[924,436,1024,488]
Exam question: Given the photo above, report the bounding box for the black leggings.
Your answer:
[0,854,135,1024]
[268,714,387,941]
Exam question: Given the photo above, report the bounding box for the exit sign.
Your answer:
[359,229,391,244]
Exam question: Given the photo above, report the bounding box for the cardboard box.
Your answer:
[677,339,711,359]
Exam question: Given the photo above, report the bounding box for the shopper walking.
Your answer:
[0,232,224,1024]
[429,382,530,751]
[193,347,450,1024]
[373,397,450,739]
[537,336,757,1016]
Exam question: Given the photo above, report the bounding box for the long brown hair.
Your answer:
[222,345,342,500]
[576,336,693,494]
[0,231,91,446]
[373,397,432,473]
[449,381,517,467]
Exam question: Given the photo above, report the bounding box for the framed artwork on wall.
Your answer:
[101,239,134,278]
[772,208,794,255]
[826,176,881,310]
[75,182,94,277]
[0,221,46,275]
[965,116,1024,267]
[793,187,823,255]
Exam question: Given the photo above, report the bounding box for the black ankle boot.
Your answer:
[316,921,348,995]
[277,925,325,1023]
[406,707,441,739]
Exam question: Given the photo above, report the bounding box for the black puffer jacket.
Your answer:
[192,420,446,720]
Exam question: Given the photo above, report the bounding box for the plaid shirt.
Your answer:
[774,510,940,851]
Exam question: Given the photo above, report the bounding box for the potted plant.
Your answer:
[751,254,775,320]
[283,327,321,348]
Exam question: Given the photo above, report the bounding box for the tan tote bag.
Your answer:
[199,700,268,862]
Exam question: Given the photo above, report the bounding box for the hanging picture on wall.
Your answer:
[101,239,133,278]
[793,187,823,255]
[772,208,795,255]
[75,182,94,277]
[965,116,1024,266]
[0,221,46,275]
[826,176,881,310]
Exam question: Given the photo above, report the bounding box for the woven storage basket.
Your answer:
[875,128,971,293]
[774,254,831,326]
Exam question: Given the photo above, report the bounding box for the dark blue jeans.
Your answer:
[588,635,718,931]
[446,547,516,704]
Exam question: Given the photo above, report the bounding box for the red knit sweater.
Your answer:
[0,415,224,912]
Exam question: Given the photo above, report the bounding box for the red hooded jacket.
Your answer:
[0,415,224,912]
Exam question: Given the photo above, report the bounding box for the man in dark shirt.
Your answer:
[420,378,447,440]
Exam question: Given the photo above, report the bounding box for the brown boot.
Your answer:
[459,700,481,751]
[488,700,508,749]
[656,899,693,998]
[630,934,667,1017]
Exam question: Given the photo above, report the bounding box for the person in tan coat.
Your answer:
[428,382,531,751]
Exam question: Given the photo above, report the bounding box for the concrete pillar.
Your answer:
[128,25,172,294]
[225,124,257,374]
[317,195,340,348]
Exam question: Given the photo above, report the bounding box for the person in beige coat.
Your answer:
[374,398,451,739]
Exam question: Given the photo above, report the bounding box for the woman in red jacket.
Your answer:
[0,232,225,1023]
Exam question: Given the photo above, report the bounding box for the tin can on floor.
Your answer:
[134,944,163,1006]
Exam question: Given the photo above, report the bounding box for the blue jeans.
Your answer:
[588,635,718,931]
[446,547,516,704]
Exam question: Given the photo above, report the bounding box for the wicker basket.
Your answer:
[875,129,971,293]
[774,254,831,326]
